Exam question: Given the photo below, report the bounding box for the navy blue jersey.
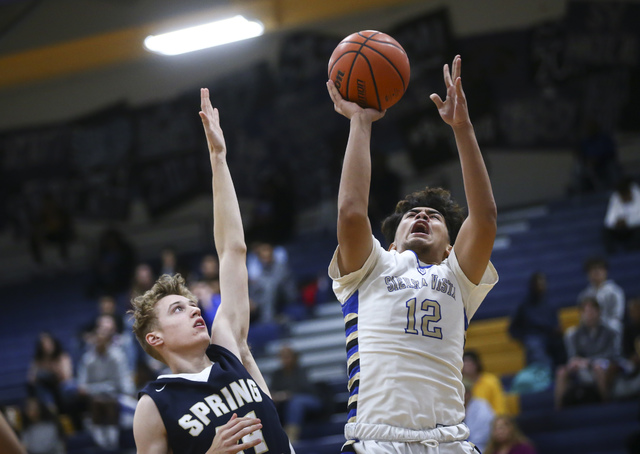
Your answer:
[140,344,292,454]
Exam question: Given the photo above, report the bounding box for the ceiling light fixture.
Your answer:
[144,15,264,56]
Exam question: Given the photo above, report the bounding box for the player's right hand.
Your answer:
[206,413,263,454]
[327,80,386,122]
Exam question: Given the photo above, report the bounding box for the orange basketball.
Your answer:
[328,30,410,111]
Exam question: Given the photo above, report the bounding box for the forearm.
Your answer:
[211,153,247,258]
[452,121,496,223]
[338,114,373,220]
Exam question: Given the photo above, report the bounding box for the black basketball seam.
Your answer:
[339,38,408,91]
[354,31,382,110]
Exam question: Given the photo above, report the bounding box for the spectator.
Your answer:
[76,317,134,451]
[157,245,189,278]
[603,176,640,254]
[484,415,537,454]
[508,272,566,369]
[462,350,507,415]
[128,263,155,300]
[79,296,124,348]
[577,256,625,343]
[28,192,74,271]
[191,253,219,283]
[20,397,65,454]
[554,297,618,409]
[269,345,323,443]
[87,227,136,298]
[26,333,74,416]
[249,242,299,323]
[463,378,494,453]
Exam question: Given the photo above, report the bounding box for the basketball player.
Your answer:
[326,55,498,454]
[131,89,294,454]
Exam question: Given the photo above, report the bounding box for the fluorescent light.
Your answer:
[144,15,264,56]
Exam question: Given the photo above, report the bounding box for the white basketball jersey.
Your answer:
[329,236,498,441]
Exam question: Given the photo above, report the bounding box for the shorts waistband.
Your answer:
[344,422,470,444]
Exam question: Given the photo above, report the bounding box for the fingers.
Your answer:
[326,80,343,104]
[235,438,262,452]
[430,93,444,109]
[452,54,461,81]
[455,77,465,99]
[443,63,452,88]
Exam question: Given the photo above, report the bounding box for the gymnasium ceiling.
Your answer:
[0,0,428,90]
[0,0,568,131]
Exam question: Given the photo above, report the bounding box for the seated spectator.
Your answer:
[484,415,537,454]
[26,333,74,416]
[462,350,507,415]
[577,256,625,343]
[79,295,124,346]
[463,378,494,453]
[509,272,566,369]
[603,176,640,254]
[610,296,640,399]
[77,318,135,451]
[191,253,220,283]
[554,296,618,409]
[20,396,66,454]
[269,345,323,443]
[157,245,188,277]
[28,192,74,271]
[248,242,299,323]
[128,263,155,300]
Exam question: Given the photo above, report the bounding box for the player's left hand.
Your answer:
[206,413,263,454]
[200,88,227,158]
[429,55,470,128]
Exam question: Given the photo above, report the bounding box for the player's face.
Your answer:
[391,207,451,261]
[153,295,210,351]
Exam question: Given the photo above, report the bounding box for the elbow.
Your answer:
[338,199,368,227]
[219,240,247,258]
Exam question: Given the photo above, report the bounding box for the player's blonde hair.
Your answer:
[129,273,197,363]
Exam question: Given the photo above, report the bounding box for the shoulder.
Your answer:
[134,395,169,453]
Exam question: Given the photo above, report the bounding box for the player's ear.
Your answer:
[146,331,163,348]
[442,244,452,260]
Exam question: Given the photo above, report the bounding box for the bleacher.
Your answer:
[2,190,640,453]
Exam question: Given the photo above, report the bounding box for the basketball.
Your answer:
[328,30,410,111]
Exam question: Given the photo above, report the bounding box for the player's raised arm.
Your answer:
[199,88,249,352]
[199,89,271,395]
[429,55,497,284]
[327,80,386,275]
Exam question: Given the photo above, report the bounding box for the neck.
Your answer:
[164,349,212,375]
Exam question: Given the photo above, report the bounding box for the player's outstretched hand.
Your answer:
[206,413,263,454]
[200,88,227,158]
[326,80,386,122]
[429,55,470,128]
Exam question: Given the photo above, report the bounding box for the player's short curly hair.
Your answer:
[129,273,197,363]
[381,187,465,247]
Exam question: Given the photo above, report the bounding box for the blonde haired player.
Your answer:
[130,89,294,454]
[327,55,499,453]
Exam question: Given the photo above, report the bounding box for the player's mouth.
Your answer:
[194,317,206,329]
[410,220,430,236]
